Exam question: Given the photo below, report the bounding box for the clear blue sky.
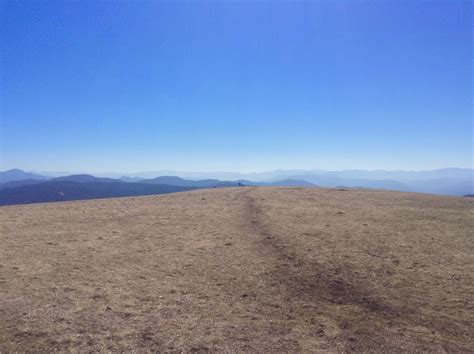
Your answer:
[1,0,472,173]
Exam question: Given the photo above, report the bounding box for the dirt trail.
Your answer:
[238,188,473,351]
[1,187,473,351]
[239,189,395,350]
[239,189,426,351]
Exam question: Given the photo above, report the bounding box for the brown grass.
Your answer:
[0,187,473,351]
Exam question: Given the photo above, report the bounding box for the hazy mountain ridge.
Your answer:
[119,176,144,183]
[0,168,472,206]
[0,179,47,190]
[0,181,198,206]
[53,174,123,183]
[0,172,319,205]
[0,169,49,183]
[141,176,223,187]
[100,168,472,182]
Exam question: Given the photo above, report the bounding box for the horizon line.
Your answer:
[2,166,473,175]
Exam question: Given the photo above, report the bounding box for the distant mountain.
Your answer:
[290,174,411,191]
[3,168,473,197]
[0,169,49,183]
[267,179,317,187]
[119,176,144,182]
[0,181,199,206]
[141,176,224,188]
[116,169,323,181]
[406,178,473,196]
[53,174,122,183]
[0,179,47,190]
[287,173,473,196]
[141,176,318,188]
[103,168,473,182]
[303,168,473,182]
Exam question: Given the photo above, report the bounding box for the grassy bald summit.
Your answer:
[1,187,472,351]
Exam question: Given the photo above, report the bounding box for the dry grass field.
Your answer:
[0,187,473,351]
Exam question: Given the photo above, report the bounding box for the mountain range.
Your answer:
[0,168,472,206]
[78,167,473,182]
[0,168,49,183]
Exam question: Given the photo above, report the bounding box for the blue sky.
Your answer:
[1,0,472,173]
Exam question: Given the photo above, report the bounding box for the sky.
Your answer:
[1,0,472,173]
